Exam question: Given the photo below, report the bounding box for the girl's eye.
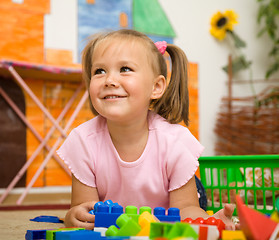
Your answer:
[120,66,132,73]
[94,68,106,75]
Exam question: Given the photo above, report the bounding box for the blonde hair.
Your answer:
[82,29,189,125]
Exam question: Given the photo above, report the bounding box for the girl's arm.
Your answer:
[170,176,208,219]
[169,176,237,230]
[64,174,100,229]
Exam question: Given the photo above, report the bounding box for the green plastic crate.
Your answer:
[199,155,279,215]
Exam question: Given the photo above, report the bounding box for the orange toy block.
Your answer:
[137,211,158,236]
[222,230,246,240]
[236,195,279,240]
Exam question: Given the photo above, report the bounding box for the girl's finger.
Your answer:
[224,204,234,218]
[72,218,95,230]
[84,213,95,223]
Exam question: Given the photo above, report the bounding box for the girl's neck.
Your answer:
[106,114,149,162]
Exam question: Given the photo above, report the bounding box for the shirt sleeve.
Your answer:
[56,129,96,188]
[167,128,204,192]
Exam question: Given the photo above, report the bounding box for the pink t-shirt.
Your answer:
[57,111,204,209]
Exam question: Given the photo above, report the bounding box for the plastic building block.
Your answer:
[236,195,279,240]
[106,213,141,237]
[270,225,279,240]
[92,200,153,228]
[153,207,181,222]
[46,228,84,240]
[25,229,47,240]
[125,205,152,223]
[90,200,119,215]
[206,210,214,216]
[271,211,279,223]
[182,216,225,237]
[188,224,219,240]
[165,222,198,239]
[93,201,124,228]
[149,222,175,239]
[30,215,63,223]
[55,230,101,240]
[93,227,108,237]
[150,221,218,240]
[137,211,158,236]
[222,230,246,240]
[183,217,205,224]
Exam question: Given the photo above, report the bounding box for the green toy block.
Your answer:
[149,222,174,239]
[166,222,198,239]
[139,206,152,214]
[125,206,139,223]
[125,205,152,223]
[46,228,84,240]
[106,214,141,237]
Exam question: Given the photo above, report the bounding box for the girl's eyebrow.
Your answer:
[118,60,139,68]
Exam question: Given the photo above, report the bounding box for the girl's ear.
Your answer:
[151,75,166,100]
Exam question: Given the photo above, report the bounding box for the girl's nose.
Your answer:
[105,75,119,87]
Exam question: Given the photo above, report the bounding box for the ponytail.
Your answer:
[152,44,189,126]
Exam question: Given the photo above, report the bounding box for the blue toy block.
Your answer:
[55,230,101,240]
[94,201,124,228]
[30,215,63,223]
[25,229,47,240]
[153,207,181,222]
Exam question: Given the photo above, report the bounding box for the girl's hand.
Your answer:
[213,204,240,230]
[64,201,96,230]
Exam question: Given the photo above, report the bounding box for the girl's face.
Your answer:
[89,38,163,124]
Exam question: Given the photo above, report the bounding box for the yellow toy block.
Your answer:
[137,211,157,236]
[206,210,214,216]
[271,211,279,223]
[222,230,246,240]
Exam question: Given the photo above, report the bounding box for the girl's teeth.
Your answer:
[106,96,118,99]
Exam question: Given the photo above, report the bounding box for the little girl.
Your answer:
[57,29,237,230]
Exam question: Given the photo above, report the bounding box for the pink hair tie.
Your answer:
[155,41,167,55]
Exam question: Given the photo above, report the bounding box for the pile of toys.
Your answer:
[26,196,279,240]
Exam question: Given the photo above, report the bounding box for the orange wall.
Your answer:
[188,62,199,140]
[0,0,49,63]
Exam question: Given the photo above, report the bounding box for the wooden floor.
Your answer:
[0,191,71,239]
[0,209,67,240]
[0,192,71,208]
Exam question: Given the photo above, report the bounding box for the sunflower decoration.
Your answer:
[210,10,238,41]
[210,9,251,74]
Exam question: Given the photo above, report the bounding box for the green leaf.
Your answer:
[268,45,279,56]
[266,61,279,78]
[222,56,252,74]
[229,31,246,48]
[257,27,267,37]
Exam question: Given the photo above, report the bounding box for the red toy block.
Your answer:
[182,217,225,237]
[236,195,279,240]
[189,224,220,240]
[204,217,225,237]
